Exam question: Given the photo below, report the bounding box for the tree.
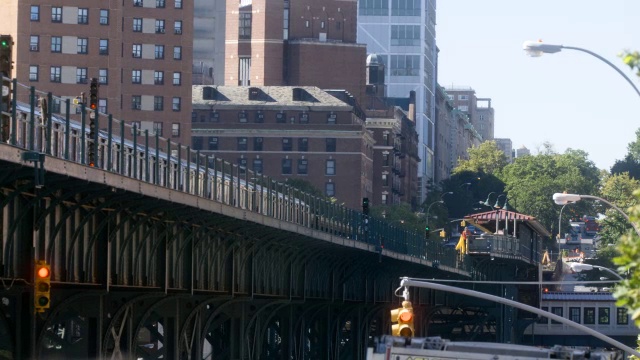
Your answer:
[598,173,640,246]
[499,148,600,247]
[613,189,640,327]
[610,128,640,179]
[452,141,508,176]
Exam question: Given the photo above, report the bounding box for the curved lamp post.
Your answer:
[567,262,624,281]
[522,40,640,99]
[552,193,640,238]
[557,202,574,259]
[425,192,454,232]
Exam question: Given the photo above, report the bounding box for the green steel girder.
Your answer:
[178,296,233,358]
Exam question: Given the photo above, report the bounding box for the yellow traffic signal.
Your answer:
[34,260,51,313]
[390,301,414,337]
[439,230,446,238]
[460,220,466,227]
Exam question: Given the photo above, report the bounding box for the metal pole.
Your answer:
[558,203,570,260]
[399,277,640,357]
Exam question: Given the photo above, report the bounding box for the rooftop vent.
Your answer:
[202,86,217,100]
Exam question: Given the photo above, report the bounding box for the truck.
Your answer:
[367,336,620,360]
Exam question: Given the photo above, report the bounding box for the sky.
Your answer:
[436,0,640,171]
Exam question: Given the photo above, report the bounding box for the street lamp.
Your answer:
[493,194,506,208]
[522,40,640,99]
[566,262,624,281]
[425,201,444,231]
[482,192,497,207]
[552,193,640,238]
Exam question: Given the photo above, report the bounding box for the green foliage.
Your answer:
[370,203,424,233]
[613,189,640,327]
[452,141,508,176]
[620,50,640,77]
[598,173,640,249]
[284,178,325,198]
[499,149,600,236]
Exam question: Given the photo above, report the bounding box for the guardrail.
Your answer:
[0,77,475,271]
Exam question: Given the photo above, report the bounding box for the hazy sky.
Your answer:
[436,0,640,170]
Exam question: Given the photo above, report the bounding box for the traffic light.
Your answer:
[362,197,369,215]
[0,35,12,120]
[89,78,99,110]
[439,230,446,238]
[425,224,430,238]
[34,260,51,313]
[390,301,414,337]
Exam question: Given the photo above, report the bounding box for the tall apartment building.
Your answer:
[191,85,374,210]
[445,87,495,142]
[223,0,366,105]
[357,0,438,203]
[0,0,193,145]
[193,0,225,85]
[494,138,513,163]
[434,86,482,183]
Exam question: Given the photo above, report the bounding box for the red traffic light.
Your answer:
[37,266,50,278]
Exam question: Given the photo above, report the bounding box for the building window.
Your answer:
[282,138,292,151]
[155,45,164,59]
[31,5,40,21]
[99,39,109,55]
[29,66,39,81]
[173,46,182,60]
[383,153,390,166]
[208,137,218,150]
[550,307,563,324]
[325,183,335,197]
[237,158,248,175]
[617,308,629,325]
[130,121,141,134]
[132,96,141,110]
[305,20,310,28]
[238,57,251,86]
[326,159,336,175]
[359,0,389,16]
[156,0,165,8]
[238,111,247,123]
[100,9,109,25]
[298,159,308,175]
[382,174,388,186]
[458,95,469,100]
[391,25,420,46]
[51,36,62,52]
[381,193,388,204]
[237,137,248,151]
[133,44,142,58]
[569,307,580,323]
[153,122,163,136]
[76,68,88,84]
[175,0,182,8]
[389,55,420,76]
[598,308,610,324]
[479,114,485,121]
[174,21,182,34]
[327,113,337,124]
[458,105,469,112]
[239,12,252,40]
[78,8,89,24]
[51,6,62,22]
[172,72,181,85]
[326,138,336,152]
[276,112,286,123]
[299,112,309,124]
[77,38,88,54]
[298,138,308,152]
[29,36,39,51]
[154,71,164,85]
[209,112,219,122]
[244,137,258,152]
[50,66,61,83]
[133,0,143,6]
[98,99,107,114]
[132,70,141,84]
[99,69,108,84]
[156,19,165,33]
[154,96,164,111]
[383,133,389,145]
[281,159,292,175]
[133,18,142,32]
[391,0,420,16]
[172,97,181,111]
[584,307,595,325]
[253,159,263,174]
[255,112,264,123]
[172,123,179,137]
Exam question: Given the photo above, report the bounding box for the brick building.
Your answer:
[224,0,366,104]
[191,85,374,209]
[0,0,194,144]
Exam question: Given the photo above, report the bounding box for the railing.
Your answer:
[0,78,473,271]
[467,233,540,264]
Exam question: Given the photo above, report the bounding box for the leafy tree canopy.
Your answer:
[613,189,640,327]
[452,141,508,176]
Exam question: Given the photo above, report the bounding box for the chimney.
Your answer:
[408,91,416,122]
